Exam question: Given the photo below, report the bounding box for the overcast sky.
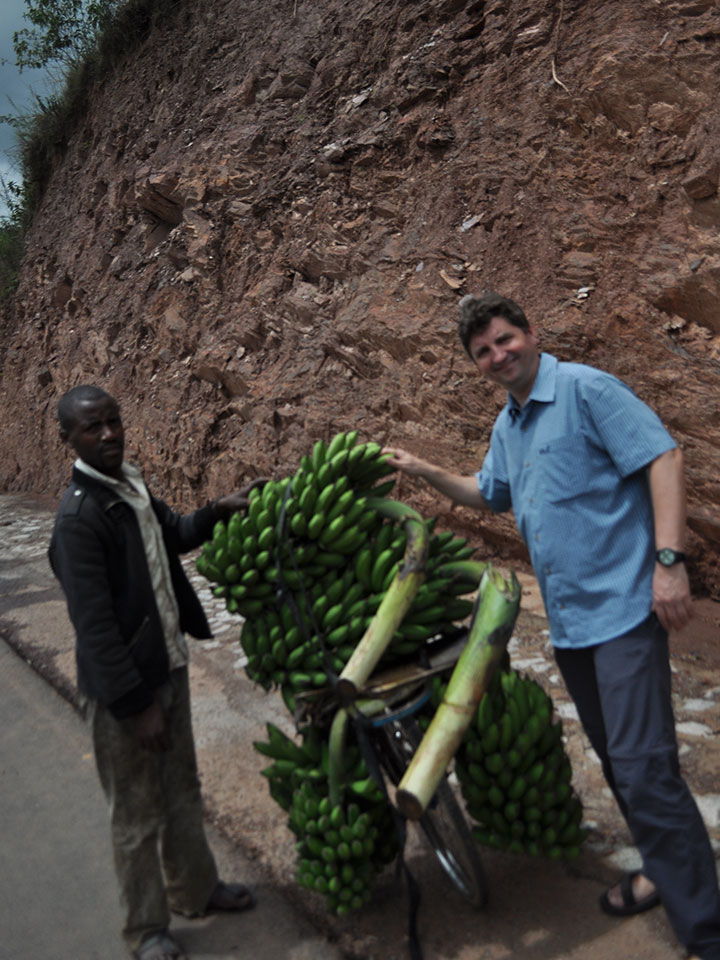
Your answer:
[0,0,55,218]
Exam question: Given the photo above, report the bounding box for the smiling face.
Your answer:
[467,315,540,406]
[61,395,125,479]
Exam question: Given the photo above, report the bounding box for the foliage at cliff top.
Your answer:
[13,0,122,70]
[0,0,178,299]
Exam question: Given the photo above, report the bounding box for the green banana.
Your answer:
[330,526,365,555]
[325,433,347,462]
[329,449,350,479]
[355,549,373,588]
[326,489,356,524]
[311,440,327,471]
[370,548,395,593]
[320,515,346,545]
[299,484,318,521]
[316,481,339,515]
[307,512,325,540]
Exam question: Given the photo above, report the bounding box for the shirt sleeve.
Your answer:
[580,373,676,476]
[476,421,513,513]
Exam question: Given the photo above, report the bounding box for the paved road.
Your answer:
[0,637,341,960]
[3,491,719,960]
[0,637,128,960]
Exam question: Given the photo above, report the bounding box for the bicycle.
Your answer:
[298,628,489,909]
[370,701,488,908]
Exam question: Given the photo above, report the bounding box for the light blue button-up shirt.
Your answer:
[476,353,676,648]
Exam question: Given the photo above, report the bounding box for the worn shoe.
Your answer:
[134,932,187,960]
[206,880,256,913]
[599,870,661,917]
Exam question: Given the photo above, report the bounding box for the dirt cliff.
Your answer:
[1,0,719,595]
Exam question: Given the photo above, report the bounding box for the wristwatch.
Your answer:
[655,548,688,567]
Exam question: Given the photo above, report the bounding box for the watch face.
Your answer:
[657,548,678,566]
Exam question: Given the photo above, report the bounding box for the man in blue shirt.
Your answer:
[384,292,720,960]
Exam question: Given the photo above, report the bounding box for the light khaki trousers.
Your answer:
[88,667,219,950]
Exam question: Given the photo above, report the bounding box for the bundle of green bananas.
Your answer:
[253,721,326,812]
[293,784,397,916]
[195,431,482,697]
[195,433,392,607]
[446,669,587,859]
[253,721,397,915]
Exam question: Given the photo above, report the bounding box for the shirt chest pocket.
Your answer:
[536,432,592,503]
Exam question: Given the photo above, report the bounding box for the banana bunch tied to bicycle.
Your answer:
[254,720,398,916]
[195,430,478,702]
[425,668,588,860]
[195,430,588,914]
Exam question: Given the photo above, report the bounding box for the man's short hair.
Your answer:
[458,292,529,356]
[57,385,114,432]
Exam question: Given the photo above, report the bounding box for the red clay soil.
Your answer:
[0,0,718,597]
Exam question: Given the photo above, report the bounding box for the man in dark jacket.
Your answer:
[49,384,259,960]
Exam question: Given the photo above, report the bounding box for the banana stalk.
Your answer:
[328,707,349,808]
[435,559,489,581]
[396,565,521,820]
[337,501,428,701]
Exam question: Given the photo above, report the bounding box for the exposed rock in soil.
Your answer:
[1,0,719,595]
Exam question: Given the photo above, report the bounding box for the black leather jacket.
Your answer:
[49,466,216,718]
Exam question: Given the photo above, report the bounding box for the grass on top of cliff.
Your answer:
[0,0,181,299]
[0,187,26,299]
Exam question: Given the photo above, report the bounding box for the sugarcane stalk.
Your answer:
[337,502,428,702]
[396,565,521,820]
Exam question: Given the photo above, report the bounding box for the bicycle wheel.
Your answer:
[377,717,489,908]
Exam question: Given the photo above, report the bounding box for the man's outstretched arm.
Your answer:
[383,447,490,510]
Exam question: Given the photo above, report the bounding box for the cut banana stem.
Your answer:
[363,496,425,526]
[435,559,490,582]
[396,566,521,820]
[328,708,350,808]
[337,510,428,701]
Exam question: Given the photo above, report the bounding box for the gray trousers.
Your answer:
[88,667,219,950]
[555,614,720,960]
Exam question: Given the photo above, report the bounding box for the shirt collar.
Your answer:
[74,457,142,491]
[506,352,557,422]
